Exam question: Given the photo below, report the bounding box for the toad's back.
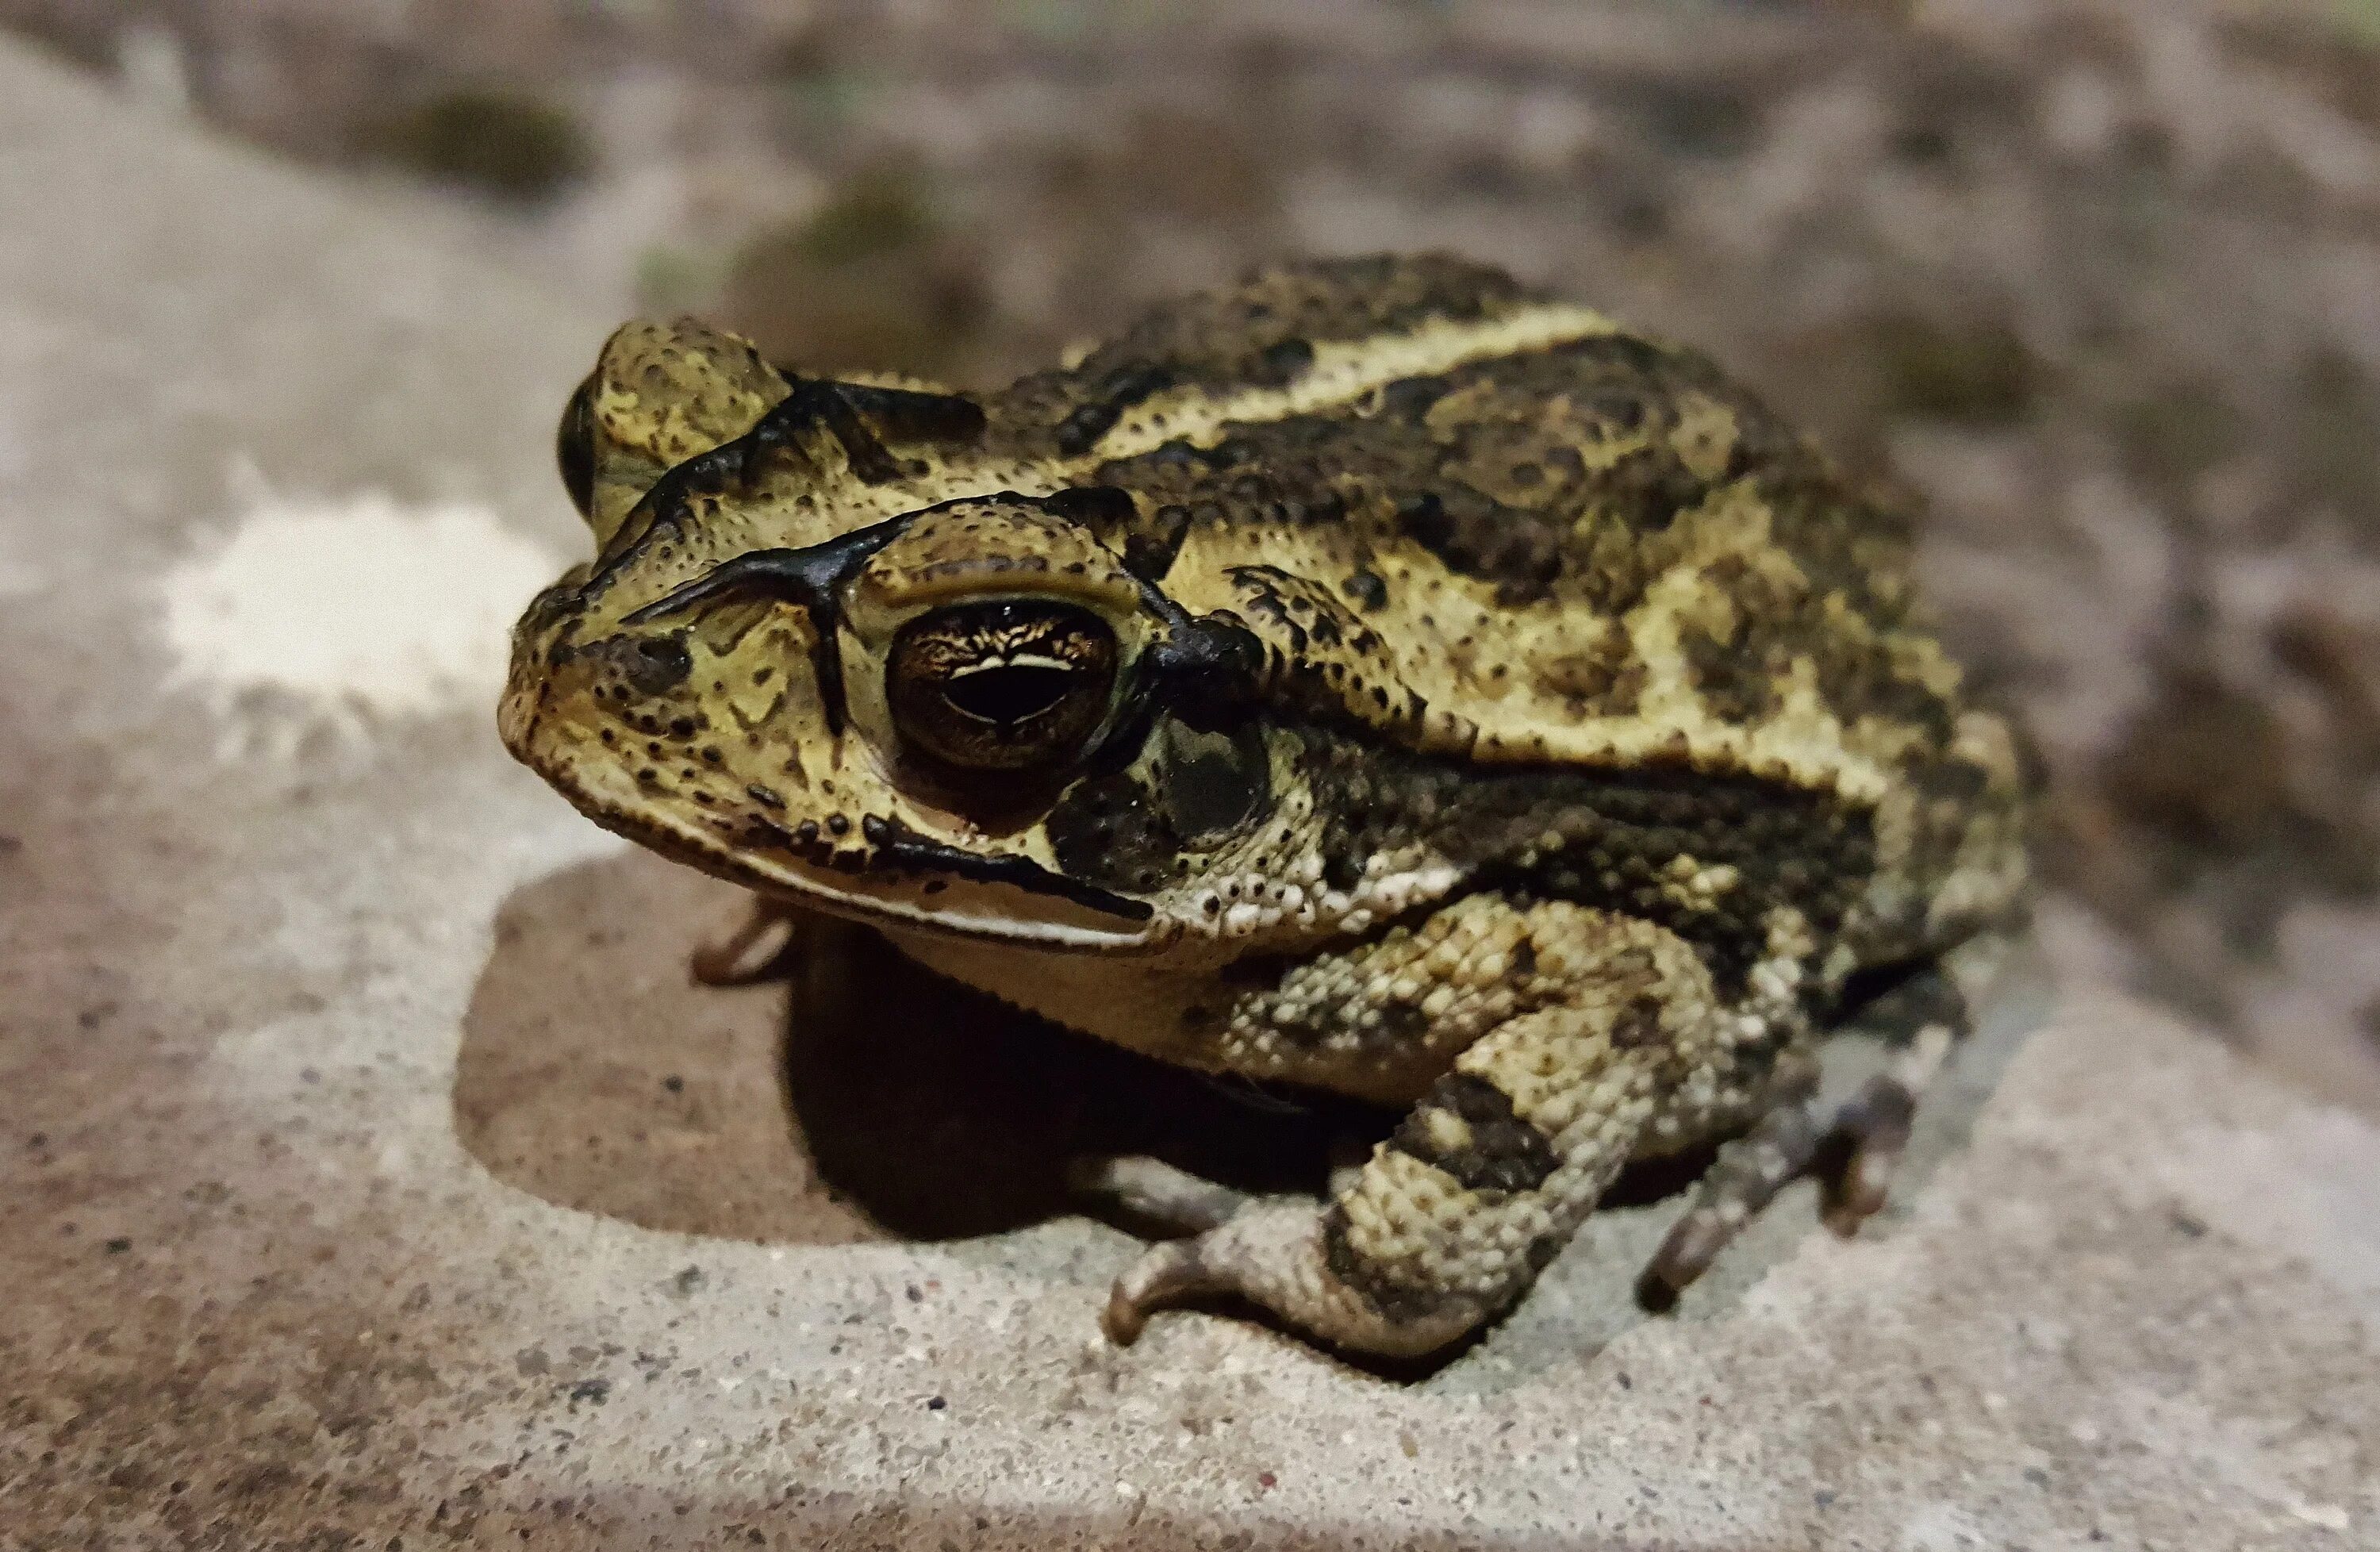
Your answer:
[977,256,2029,965]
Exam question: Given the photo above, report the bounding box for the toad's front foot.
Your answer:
[688,896,808,985]
[1065,1153,1252,1237]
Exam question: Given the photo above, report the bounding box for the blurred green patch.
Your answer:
[777,67,876,136]
[369,86,595,205]
[2336,0,2380,45]
[994,0,1177,42]
[635,246,730,318]
[717,167,988,381]
[2112,381,2245,493]
[769,21,878,144]
[2223,6,2380,133]
[1864,313,2044,426]
[998,0,1097,40]
[1634,81,1761,160]
[787,171,941,266]
[2294,346,2380,531]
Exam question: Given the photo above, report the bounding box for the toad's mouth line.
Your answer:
[853,812,1155,923]
[540,754,1167,955]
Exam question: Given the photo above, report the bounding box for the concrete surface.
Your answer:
[2,40,2375,1551]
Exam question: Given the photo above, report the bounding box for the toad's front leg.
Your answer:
[687,893,816,985]
[1104,907,1734,1358]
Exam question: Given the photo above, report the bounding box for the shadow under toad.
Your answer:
[455,847,2042,1381]
[453,848,1377,1247]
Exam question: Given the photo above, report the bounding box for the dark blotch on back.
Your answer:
[1044,483,1140,530]
[1054,363,1178,456]
[1078,315,1847,612]
[1395,487,1567,605]
[1379,375,1450,420]
[1258,337,1315,382]
[1126,504,1193,582]
[1042,483,1194,584]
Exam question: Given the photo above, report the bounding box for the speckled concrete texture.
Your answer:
[2,41,2375,1552]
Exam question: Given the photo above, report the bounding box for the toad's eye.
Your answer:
[556,372,597,521]
[887,600,1119,772]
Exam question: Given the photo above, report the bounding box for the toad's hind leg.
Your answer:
[1635,934,2007,1309]
[1104,909,1726,1358]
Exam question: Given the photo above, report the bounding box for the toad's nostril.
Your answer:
[628,636,693,695]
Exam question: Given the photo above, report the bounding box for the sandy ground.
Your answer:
[3,40,2378,1551]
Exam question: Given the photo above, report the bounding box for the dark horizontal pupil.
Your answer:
[942,664,1076,727]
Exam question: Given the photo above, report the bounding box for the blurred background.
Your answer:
[10,0,2380,1115]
